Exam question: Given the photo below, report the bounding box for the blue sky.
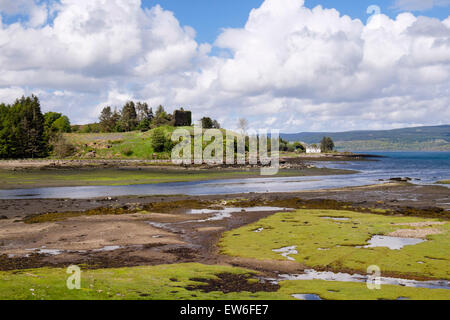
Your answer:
[144,0,450,43]
[0,0,449,131]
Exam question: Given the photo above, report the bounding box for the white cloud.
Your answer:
[0,0,50,27]
[0,0,449,132]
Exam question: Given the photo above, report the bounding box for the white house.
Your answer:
[305,145,321,154]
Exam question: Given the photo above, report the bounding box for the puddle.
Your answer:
[23,245,123,256]
[26,248,63,256]
[292,294,322,300]
[92,246,122,252]
[362,236,426,250]
[321,217,350,221]
[276,269,450,290]
[187,207,291,222]
[272,246,298,261]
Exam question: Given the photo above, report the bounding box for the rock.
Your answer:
[390,177,412,182]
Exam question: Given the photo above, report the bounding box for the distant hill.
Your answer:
[281,125,450,151]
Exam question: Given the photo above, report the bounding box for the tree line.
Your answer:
[73,102,195,134]
[0,96,71,159]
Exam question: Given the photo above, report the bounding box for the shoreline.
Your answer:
[0,152,380,170]
[0,166,356,191]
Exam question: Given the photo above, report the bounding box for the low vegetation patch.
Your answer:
[23,206,136,224]
[219,209,450,280]
[0,264,448,300]
[230,198,449,220]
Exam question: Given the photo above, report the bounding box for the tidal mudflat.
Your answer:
[0,181,449,300]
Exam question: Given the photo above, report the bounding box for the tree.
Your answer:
[8,96,48,158]
[321,137,335,152]
[151,127,167,152]
[152,105,172,127]
[44,112,62,129]
[136,102,153,132]
[293,142,305,153]
[50,133,75,158]
[200,117,214,129]
[136,102,153,122]
[99,106,116,132]
[212,120,221,129]
[120,101,138,132]
[279,137,289,152]
[238,118,249,136]
[51,116,71,133]
[0,103,9,158]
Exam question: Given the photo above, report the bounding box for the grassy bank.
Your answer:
[220,209,450,280]
[1,263,448,300]
[0,167,353,189]
[64,126,180,160]
[436,180,450,185]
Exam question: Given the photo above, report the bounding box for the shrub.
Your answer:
[122,147,134,157]
[50,134,76,158]
[151,128,168,152]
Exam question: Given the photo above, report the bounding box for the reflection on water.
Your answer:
[321,216,350,221]
[276,269,450,290]
[362,235,426,250]
[1,152,448,200]
[273,246,298,261]
[0,174,385,199]
[292,294,322,300]
[187,207,290,222]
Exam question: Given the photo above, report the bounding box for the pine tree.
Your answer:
[120,101,138,132]
[99,106,118,132]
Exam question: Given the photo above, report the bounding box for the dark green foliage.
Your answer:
[173,108,192,127]
[137,118,151,132]
[151,127,167,152]
[152,105,173,128]
[279,137,290,152]
[200,117,220,129]
[0,95,48,159]
[321,137,335,152]
[44,112,71,139]
[212,120,221,129]
[293,142,305,152]
[201,117,213,129]
[97,102,196,134]
[99,106,120,132]
[120,101,138,132]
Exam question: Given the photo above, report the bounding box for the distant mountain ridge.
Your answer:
[281,125,450,151]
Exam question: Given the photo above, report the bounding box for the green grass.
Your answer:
[436,180,450,185]
[219,209,450,280]
[65,127,183,159]
[1,264,448,300]
[64,126,233,160]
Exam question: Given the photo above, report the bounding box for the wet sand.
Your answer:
[1,182,448,279]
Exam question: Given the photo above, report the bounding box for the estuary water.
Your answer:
[0,152,448,200]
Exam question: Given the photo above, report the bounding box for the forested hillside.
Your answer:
[281,125,450,151]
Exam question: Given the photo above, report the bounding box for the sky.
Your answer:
[0,0,449,132]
